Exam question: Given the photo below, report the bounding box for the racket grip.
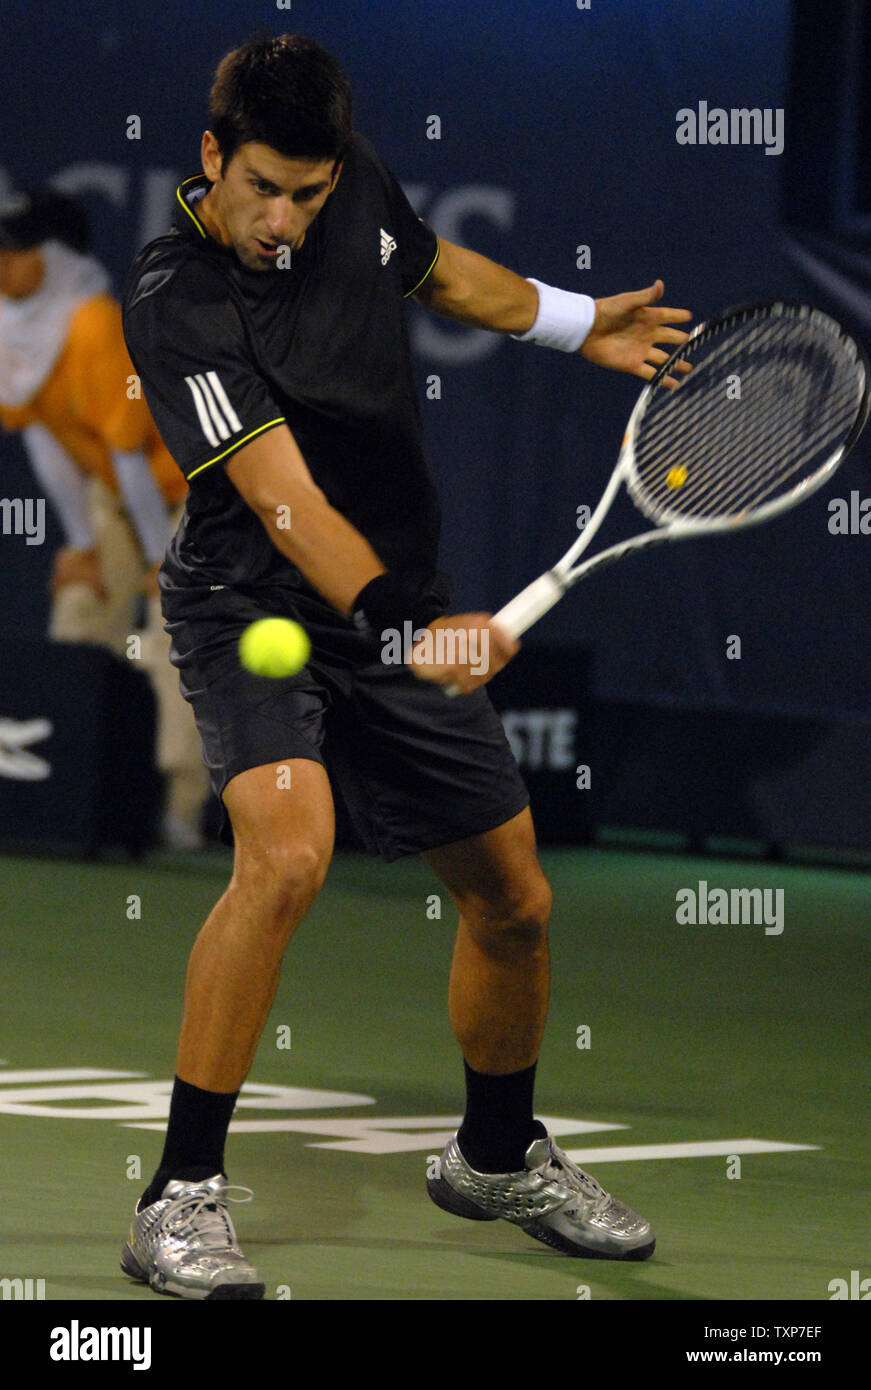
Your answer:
[491,571,564,639]
[444,571,564,697]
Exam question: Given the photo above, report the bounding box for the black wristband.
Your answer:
[351,573,445,641]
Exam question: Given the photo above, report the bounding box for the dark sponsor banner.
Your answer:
[0,638,161,855]
[490,648,871,852]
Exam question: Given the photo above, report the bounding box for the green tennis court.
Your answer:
[1,844,867,1302]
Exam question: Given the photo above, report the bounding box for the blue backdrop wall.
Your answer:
[1,0,869,718]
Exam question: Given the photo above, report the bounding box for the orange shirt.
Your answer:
[0,292,187,506]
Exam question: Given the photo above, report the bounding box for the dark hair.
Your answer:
[209,33,353,177]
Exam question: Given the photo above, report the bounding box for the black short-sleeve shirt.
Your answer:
[121,132,442,616]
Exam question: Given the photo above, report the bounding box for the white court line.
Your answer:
[0,1068,145,1084]
[563,1139,820,1163]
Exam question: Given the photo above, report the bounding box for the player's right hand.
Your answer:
[407,613,519,694]
[51,545,107,600]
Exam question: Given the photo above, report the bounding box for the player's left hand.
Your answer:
[407,613,519,694]
[581,279,694,388]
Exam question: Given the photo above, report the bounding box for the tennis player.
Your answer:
[120,32,692,1298]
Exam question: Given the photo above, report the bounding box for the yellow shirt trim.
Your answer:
[404,240,441,299]
[175,178,208,239]
[187,418,286,480]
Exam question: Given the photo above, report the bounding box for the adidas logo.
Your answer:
[380,227,397,265]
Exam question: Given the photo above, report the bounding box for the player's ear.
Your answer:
[201,130,223,181]
[329,160,343,191]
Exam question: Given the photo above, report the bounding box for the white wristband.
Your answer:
[511,278,596,352]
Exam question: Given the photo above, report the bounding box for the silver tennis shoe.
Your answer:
[427,1133,655,1259]
[120,1174,265,1299]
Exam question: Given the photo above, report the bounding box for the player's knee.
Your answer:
[232,839,330,927]
[464,875,552,957]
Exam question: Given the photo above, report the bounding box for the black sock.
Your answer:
[456,1060,547,1173]
[140,1076,239,1208]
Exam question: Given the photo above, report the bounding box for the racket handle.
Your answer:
[491,570,564,639]
[444,571,564,696]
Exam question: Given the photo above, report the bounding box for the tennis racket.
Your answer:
[486,297,869,645]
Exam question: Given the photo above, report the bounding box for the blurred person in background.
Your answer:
[0,185,210,849]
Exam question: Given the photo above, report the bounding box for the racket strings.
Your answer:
[638,316,840,457]
[639,388,852,519]
[642,357,854,515]
[636,314,782,446]
[641,336,827,461]
[641,323,845,468]
[641,359,815,493]
[694,376,857,515]
[632,312,862,520]
[656,365,857,517]
[635,350,810,497]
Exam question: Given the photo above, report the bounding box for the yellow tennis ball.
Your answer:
[666,465,688,489]
[238,618,311,677]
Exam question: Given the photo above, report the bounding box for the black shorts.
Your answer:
[165,586,529,861]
